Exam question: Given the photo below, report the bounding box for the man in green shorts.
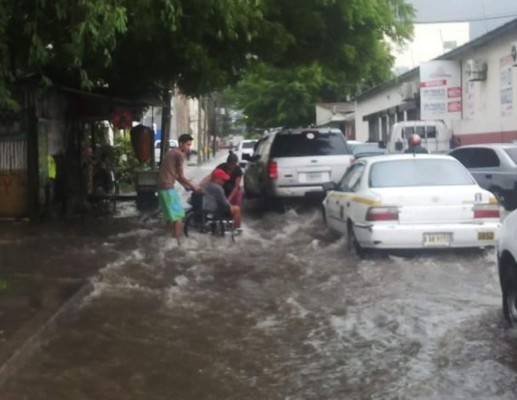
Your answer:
[157,133,201,245]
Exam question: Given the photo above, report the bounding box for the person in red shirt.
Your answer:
[201,151,244,206]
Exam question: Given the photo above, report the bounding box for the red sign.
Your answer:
[447,87,462,98]
[420,80,447,88]
[447,101,462,112]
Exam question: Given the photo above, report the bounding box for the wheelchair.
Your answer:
[183,192,237,241]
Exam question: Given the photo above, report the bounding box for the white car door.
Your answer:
[327,162,366,234]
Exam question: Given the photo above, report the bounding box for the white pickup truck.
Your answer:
[386,120,451,154]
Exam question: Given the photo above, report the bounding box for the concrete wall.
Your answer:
[355,22,517,145]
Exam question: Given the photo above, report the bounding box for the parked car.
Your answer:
[498,209,517,325]
[349,142,387,160]
[243,128,354,209]
[448,143,517,210]
[154,139,178,163]
[236,139,258,168]
[322,154,501,255]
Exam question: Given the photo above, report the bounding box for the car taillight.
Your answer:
[268,161,278,179]
[473,204,500,219]
[366,206,399,221]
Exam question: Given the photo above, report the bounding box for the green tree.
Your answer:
[229,63,348,128]
[228,0,415,128]
[1,0,414,112]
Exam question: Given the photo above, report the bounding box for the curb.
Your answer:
[0,281,94,387]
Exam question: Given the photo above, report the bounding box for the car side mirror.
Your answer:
[395,141,403,151]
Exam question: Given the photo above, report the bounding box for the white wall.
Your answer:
[354,76,420,142]
[355,25,517,143]
[456,30,517,136]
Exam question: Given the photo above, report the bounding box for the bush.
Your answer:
[113,134,148,189]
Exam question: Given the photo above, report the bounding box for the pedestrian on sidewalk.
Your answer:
[157,134,201,245]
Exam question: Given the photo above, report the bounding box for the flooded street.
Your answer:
[2,204,517,399]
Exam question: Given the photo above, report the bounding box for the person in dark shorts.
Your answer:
[157,134,201,245]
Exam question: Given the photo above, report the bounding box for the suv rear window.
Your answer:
[271,131,350,157]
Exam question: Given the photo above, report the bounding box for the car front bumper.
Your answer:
[355,221,501,249]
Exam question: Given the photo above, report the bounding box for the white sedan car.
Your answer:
[322,154,501,255]
[498,209,517,325]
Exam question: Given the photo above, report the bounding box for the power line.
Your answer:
[415,12,517,24]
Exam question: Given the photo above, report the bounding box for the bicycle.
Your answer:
[183,192,240,242]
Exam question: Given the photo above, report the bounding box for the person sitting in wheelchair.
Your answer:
[202,168,241,229]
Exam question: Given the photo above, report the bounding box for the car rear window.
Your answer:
[504,148,517,164]
[271,131,350,157]
[352,144,385,156]
[370,159,475,187]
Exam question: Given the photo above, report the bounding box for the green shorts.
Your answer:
[158,189,185,222]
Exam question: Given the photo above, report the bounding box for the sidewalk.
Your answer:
[0,150,230,382]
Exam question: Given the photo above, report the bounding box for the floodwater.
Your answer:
[2,202,517,400]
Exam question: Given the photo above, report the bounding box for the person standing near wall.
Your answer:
[157,133,201,245]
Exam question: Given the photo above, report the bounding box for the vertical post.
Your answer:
[160,87,172,163]
[197,97,203,165]
[27,91,40,220]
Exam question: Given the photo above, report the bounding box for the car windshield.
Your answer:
[242,141,257,149]
[271,131,349,157]
[504,147,517,164]
[369,159,475,187]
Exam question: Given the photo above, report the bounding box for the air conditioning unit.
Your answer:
[400,82,415,101]
[465,59,487,81]
[511,41,517,67]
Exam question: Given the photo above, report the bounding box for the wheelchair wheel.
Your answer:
[183,210,214,237]
[184,211,201,237]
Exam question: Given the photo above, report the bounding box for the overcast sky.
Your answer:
[407,0,517,38]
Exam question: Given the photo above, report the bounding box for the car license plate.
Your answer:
[305,172,322,182]
[423,233,452,247]
[478,231,495,241]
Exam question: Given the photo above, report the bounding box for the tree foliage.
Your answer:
[229,0,415,128]
[0,0,414,113]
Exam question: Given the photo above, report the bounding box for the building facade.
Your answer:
[355,18,517,145]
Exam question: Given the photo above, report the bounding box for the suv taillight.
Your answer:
[268,161,278,179]
[366,206,399,221]
[473,204,500,219]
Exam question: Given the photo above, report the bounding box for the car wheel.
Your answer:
[261,190,275,212]
[502,262,517,325]
[347,221,366,258]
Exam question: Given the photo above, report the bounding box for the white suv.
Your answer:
[243,128,354,209]
[498,209,517,325]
